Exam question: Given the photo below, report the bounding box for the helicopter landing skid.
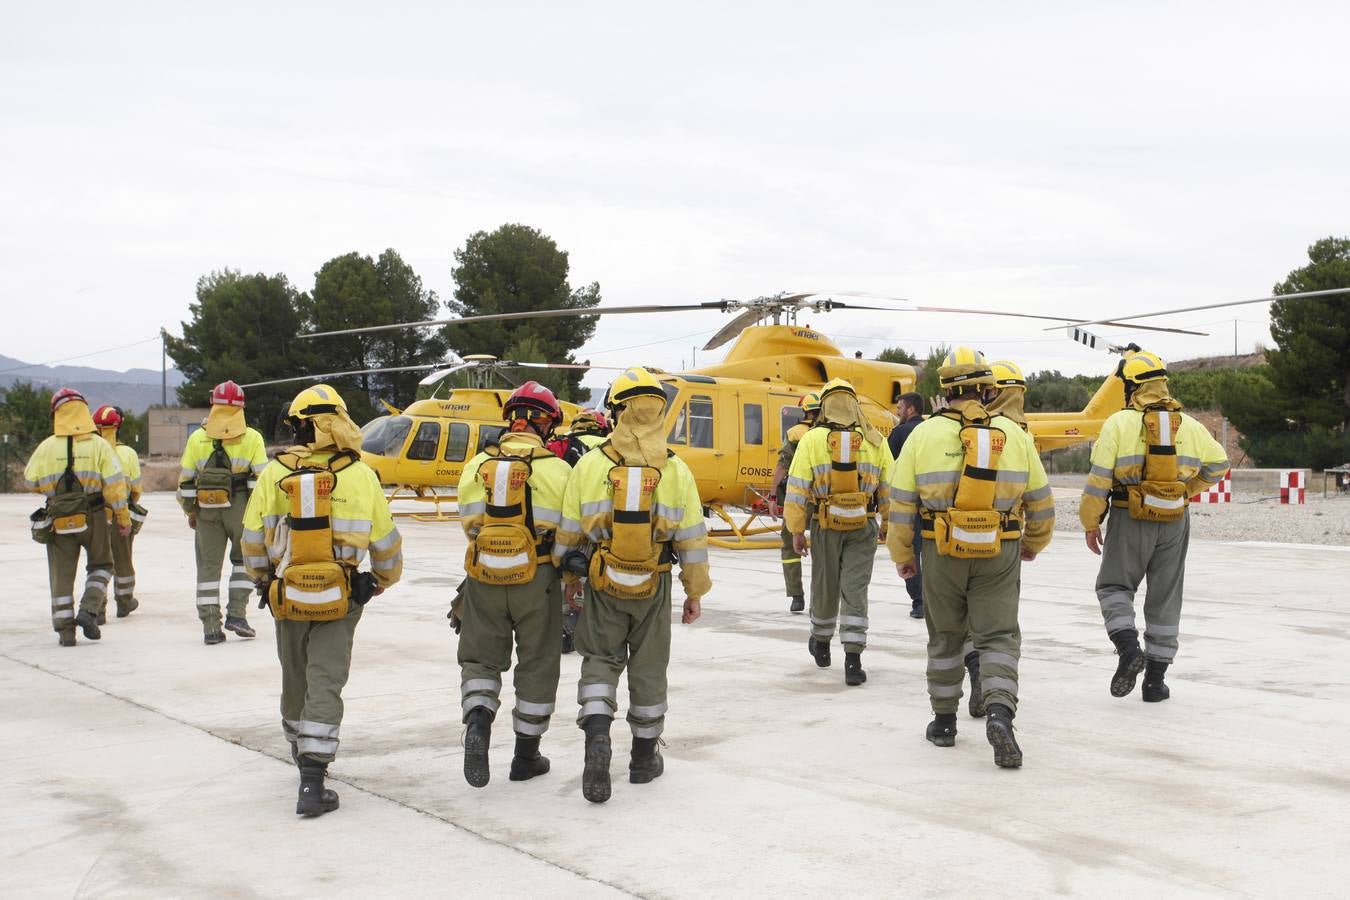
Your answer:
[385,485,460,523]
[706,504,781,551]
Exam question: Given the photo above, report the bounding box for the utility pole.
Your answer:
[160,327,168,407]
[1233,319,1238,359]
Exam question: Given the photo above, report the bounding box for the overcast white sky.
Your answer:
[2,1,1347,389]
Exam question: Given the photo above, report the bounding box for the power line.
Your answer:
[0,335,162,376]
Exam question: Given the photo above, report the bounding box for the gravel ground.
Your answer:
[1048,473,1350,545]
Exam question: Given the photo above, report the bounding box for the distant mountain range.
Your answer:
[0,354,185,414]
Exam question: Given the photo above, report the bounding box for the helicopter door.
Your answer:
[737,397,772,491]
[667,391,721,498]
[405,422,443,481]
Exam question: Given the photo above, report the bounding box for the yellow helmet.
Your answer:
[799,391,822,413]
[819,378,856,400]
[1119,350,1168,385]
[937,346,994,390]
[607,366,666,407]
[288,383,348,419]
[991,360,1026,388]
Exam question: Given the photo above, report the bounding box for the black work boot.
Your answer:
[116,597,139,618]
[629,736,665,784]
[1109,629,1146,698]
[509,735,551,781]
[96,608,107,626]
[789,594,805,613]
[1142,659,1171,703]
[296,761,339,817]
[75,609,101,641]
[844,652,867,686]
[204,630,226,645]
[581,715,613,804]
[58,631,76,647]
[808,636,832,668]
[966,651,986,718]
[463,707,492,788]
[986,703,1023,769]
[926,713,958,747]
[910,601,923,619]
[224,616,256,638]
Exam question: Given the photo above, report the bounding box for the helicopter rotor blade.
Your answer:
[299,302,728,341]
[240,364,441,389]
[1047,287,1350,330]
[417,362,477,386]
[702,307,767,351]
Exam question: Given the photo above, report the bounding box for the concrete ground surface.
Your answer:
[2,493,1348,899]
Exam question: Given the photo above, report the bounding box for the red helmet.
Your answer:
[503,381,562,425]
[50,387,86,414]
[211,380,246,407]
[93,405,124,428]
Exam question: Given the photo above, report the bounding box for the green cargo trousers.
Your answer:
[922,538,1022,715]
[780,520,803,598]
[458,565,564,736]
[194,498,251,630]
[46,512,113,634]
[807,518,877,653]
[276,603,364,764]
[575,572,672,739]
[1096,507,1190,662]
[108,525,136,616]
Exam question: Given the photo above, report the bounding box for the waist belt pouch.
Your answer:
[590,545,664,600]
[465,522,538,585]
[30,507,53,544]
[269,561,350,622]
[49,491,90,535]
[934,508,1003,559]
[1128,481,1188,522]
[129,502,149,536]
[196,468,235,508]
[821,490,869,531]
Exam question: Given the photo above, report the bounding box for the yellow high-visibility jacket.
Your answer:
[551,448,712,601]
[575,433,607,450]
[1079,408,1229,528]
[885,413,1054,565]
[458,432,572,547]
[24,433,131,528]
[113,444,142,502]
[241,451,403,589]
[177,427,268,513]
[784,426,892,535]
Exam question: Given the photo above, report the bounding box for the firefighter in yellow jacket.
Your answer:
[785,379,891,686]
[457,381,574,788]
[93,405,144,621]
[1080,351,1228,703]
[553,366,711,804]
[24,388,131,646]
[769,391,820,614]
[886,348,1054,768]
[178,380,268,644]
[242,384,403,817]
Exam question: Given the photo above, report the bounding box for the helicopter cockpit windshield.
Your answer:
[362,415,412,458]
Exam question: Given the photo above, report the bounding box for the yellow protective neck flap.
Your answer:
[820,392,883,446]
[203,405,247,440]
[985,386,1027,427]
[609,394,668,469]
[54,400,96,437]
[98,426,119,446]
[1130,380,1180,412]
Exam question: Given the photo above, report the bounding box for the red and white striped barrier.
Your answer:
[1280,470,1305,504]
[1192,477,1231,504]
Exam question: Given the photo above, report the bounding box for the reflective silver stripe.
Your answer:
[1143,641,1177,659]
[114,586,133,597]
[196,598,220,607]
[929,683,963,698]
[1022,485,1052,502]
[244,555,270,569]
[629,702,667,718]
[262,514,284,529]
[461,678,501,694]
[53,609,75,619]
[298,720,340,739]
[888,509,914,524]
[673,523,706,542]
[922,499,952,511]
[1090,464,1114,478]
[243,528,265,543]
[890,487,918,503]
[981,676,1018,695]
[297,737,339,755]
[197,581,219,591]
[533,508,562,525]
[558,518,583,535]
[579,682,616,700]
[653,503,683,522]
[811,625,835,638]
[929,653,965,670]
[1084,484,1111,499]
[229,580,254,590]
[179,488,198,497]
[811,463,831,478]
[1117,455,1145,468]
[332,518,372,534]
[463,696,500,714]
[838,615,869,628]
[916,471,960,485]
[1145,623,1180,637]
[631,722,664,739]
[458,501,486,517]
[372,552,402,571]
[1200,463,1229,479]
[369,532,400,553]
[679,548,709,564]
[1104,615,1135,633]
[786,475,812,489]
[993,497,1017,511]
[996,470,1028,484]
[512,716,549,736]
[579,699,612,717]
[811,615,838,626]
[981,651,1018,669]
[515,699,555,716]
[581,500,613,517]
[115,576,135,585]
[1024,507,1055,521]
[283,718,303,738]
[1176,455,1201,469]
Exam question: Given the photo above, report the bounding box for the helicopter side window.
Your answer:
[444,422,470,462]
[743,403,763,446]
[478,425,506,453]
[668,404,688,445]
[407,421,441,461]
[362,415,412,458]
[688,396,714,448]
[780,406,805,442]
